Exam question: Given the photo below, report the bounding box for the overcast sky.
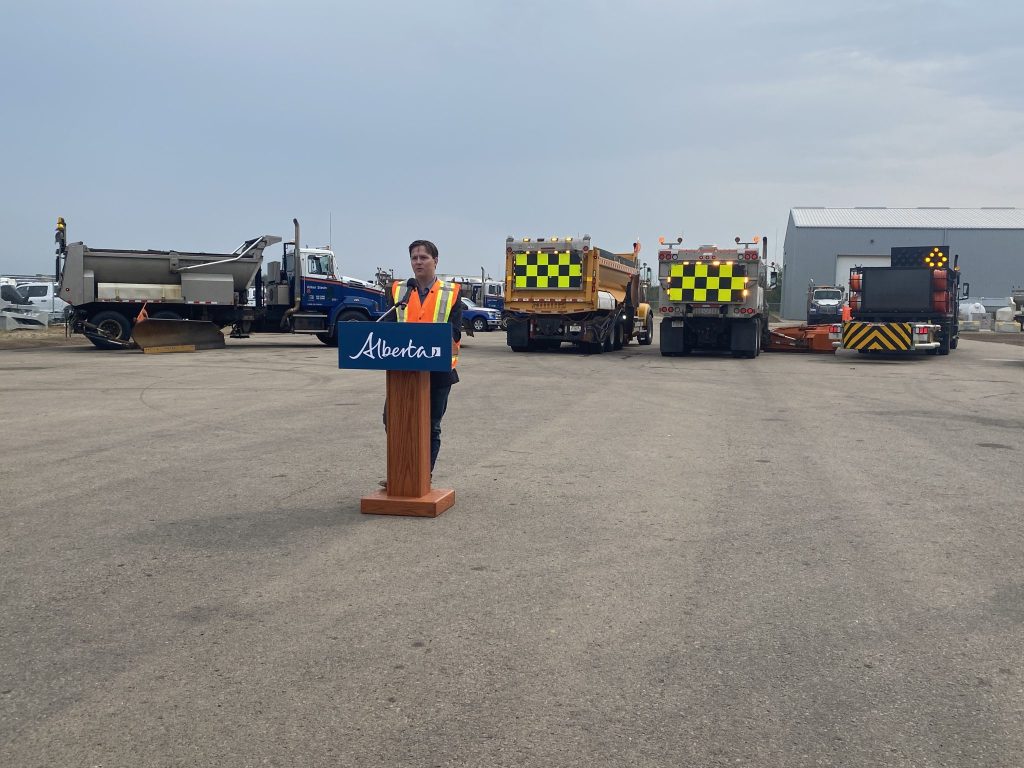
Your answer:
[2,0,1021,279]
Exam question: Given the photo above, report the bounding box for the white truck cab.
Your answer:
[17,281,69,322]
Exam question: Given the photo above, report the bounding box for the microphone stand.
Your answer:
[376,281,418,323]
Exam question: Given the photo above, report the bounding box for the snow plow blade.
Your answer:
[766,324,836,353]
[131,318,226,353]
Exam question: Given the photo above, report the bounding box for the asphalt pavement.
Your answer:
[1,330,1022,767]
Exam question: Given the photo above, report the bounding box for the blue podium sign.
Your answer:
[338,322,453,372]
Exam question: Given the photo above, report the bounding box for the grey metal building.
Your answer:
[781,207,1024,320]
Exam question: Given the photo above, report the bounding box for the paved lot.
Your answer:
[1,331,1022,767]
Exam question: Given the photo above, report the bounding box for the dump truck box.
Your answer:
[503,235,652,352]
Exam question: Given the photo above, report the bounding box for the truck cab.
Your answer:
[252,239,387,345]
[17,281,69,323]
[806,284,844,325]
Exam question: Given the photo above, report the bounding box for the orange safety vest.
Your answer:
[392,279,461,369]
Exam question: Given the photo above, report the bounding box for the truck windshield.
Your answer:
[814,290,842,300]
[305,255,332,276]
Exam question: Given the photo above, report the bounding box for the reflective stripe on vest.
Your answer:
[391,280,461,368]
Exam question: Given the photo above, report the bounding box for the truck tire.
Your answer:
[87,310,132,350]
[937,323,952,355]
[612,322,624,351]
[472,317,487,333]
[731,318,758,358]
[640,316,653,346]
[318,309,366,346]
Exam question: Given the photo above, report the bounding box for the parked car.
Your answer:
[17,281,69,323]
[461,297,501,332]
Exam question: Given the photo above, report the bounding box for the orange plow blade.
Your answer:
[131,318,226,353]
[766,324,836,353]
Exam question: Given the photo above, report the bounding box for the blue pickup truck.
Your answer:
[461,297,502,332]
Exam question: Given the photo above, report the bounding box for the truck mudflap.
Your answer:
[834,321,938,351]
[131,317,226,352]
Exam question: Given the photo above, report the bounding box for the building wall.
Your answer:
[781,217,1024,319]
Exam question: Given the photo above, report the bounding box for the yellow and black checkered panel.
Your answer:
[842,322,912,351]
[667,262,748,303]
[513,251,583,290]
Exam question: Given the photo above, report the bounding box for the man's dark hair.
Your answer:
[408,240,439,260]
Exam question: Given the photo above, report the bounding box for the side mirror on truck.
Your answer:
[769,268,779,290]
[961,281,970,299]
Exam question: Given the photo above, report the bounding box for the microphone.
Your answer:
[376,278,419,322]
[397,278,417,308]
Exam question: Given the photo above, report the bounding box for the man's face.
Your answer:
[410,246,437,282]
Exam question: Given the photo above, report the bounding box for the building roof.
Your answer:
[790,207,1024,230]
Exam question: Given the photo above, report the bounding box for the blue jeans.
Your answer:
[383,385,451,472]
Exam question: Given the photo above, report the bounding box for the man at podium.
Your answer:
[382,240,463,473]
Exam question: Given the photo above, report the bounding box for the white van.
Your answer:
[17,282,69,323]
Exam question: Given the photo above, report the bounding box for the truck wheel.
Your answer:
[937,324,952,355]
[87,310,132,349]
[612,323,624,350]
[319,309,366,346]
[472,317,487,333]
[640,317,654,346]
[499,315,508,331]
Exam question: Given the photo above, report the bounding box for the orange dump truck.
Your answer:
[503,235,652,353]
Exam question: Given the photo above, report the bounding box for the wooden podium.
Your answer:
[339,321,456,518]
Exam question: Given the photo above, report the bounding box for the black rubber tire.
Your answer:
[337,310,367,323]
[640,317,654,346]
[612,323,624,351]
[319,309,366,346]
[472,317,486,333]
[937,324,952,355]
[511,345,529,352]
[87,310,132,350]
[499,315,508,331]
